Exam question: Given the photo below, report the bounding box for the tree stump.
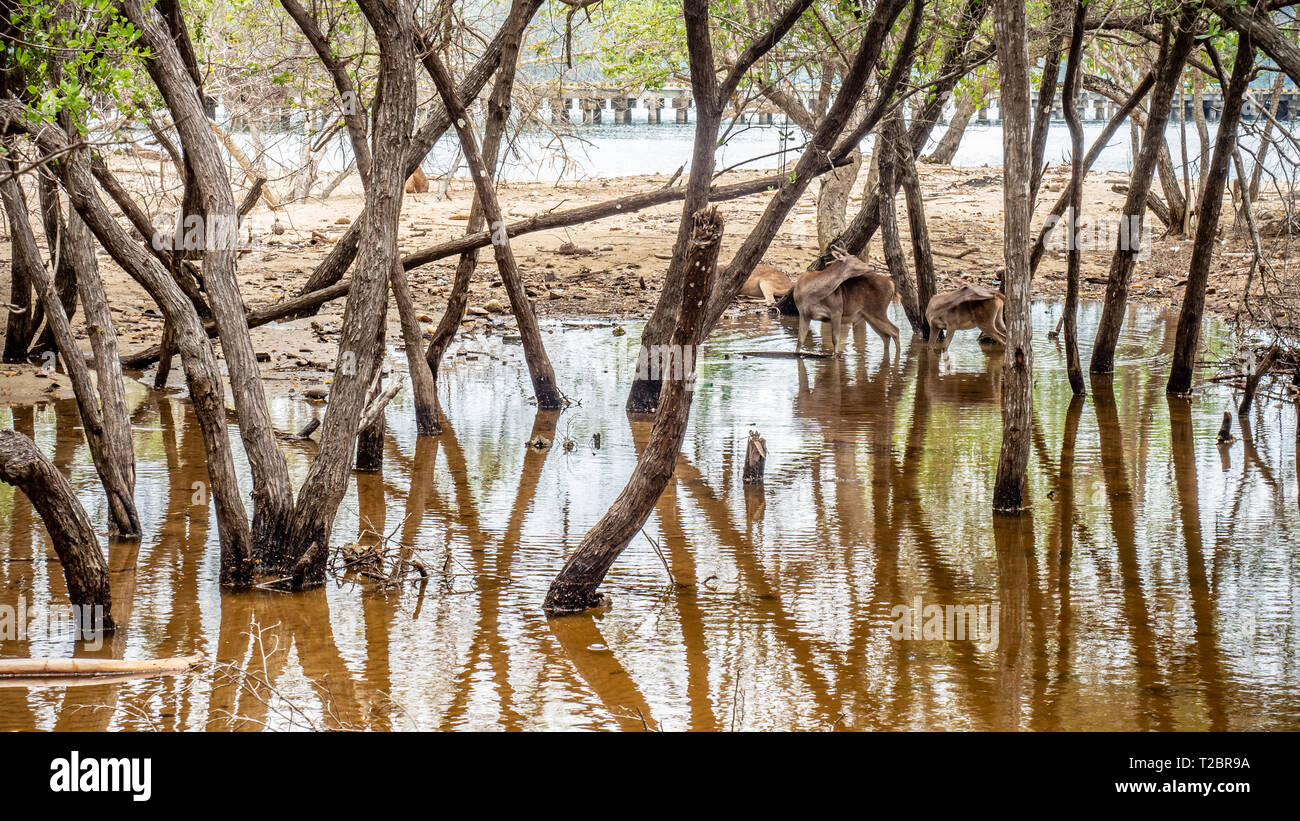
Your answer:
[743,430,767,484]
[1216,410,1236,444]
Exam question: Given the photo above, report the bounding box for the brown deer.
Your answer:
[404,167,429,194]
[924,282,1007,352]
[792,247,900,356]
[740,264,794,304]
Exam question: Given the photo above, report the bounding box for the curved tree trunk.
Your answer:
[544,207,723,615]
[0,429,113,629]
[125,0,295,558]
[925,94,977,164]
[282,0,419,588]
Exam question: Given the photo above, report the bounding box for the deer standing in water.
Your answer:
[792,247,900,356]
[924,282,1007,352]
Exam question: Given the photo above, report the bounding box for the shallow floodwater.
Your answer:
[1,301,1298,731]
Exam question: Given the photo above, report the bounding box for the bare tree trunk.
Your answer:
[281,0,436,436]
[423,0,532,430]
[282,0,418,587]
[125,0,295,557]
[1091,11,1197,375]
[2,163,39,363]
[31,174,78,355]
[878,113,924,333]
[0,175,141,538]
[1061,0,1086,396]
[543,207,723,615]
[1192,67,1210,198]
[897,119,936,337]
[424,44,564,410]
[1168,36,1254,396]
[1029,15,1064,206]
[816,148,862,249]
[0,430,113,628]
[991,0,1033,513]
[3,105,254,586]
[925,94,978,164]
[625,0,832,413]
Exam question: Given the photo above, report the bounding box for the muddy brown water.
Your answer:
[1,301,1297,731]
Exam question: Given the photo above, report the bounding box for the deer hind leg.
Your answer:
[865,314,901,359]
[798,314,810,350]
[759,280,778,304]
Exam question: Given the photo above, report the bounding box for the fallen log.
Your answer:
[0,654,201,678]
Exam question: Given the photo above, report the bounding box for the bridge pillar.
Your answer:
[672,94,690,123]
[613,97,634,123]
[581,98,602,124]
[551,96,570,124]
[646,96,663,123]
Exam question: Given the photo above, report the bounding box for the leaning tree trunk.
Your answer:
[991,0,1033,513]
[1168,36,1254,396]
[293,0,545,303]
[125,0,295,557]
[1061,0,1086,396]
[1090,11,1198,375]
[2,105,255,587]
[424,0,533,427]
[424,46,564,410]
[809,0,989,272]
[544,207,723,615]
[624,0,729,414]
[0,429,113,629]
[925,94,978,165]
[0,175,140,538]
[700,0,918,335]
[282,0,418,587]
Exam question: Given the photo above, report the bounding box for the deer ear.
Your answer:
[830,245,848,261]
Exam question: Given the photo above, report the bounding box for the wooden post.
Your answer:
[743,430,767,484]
